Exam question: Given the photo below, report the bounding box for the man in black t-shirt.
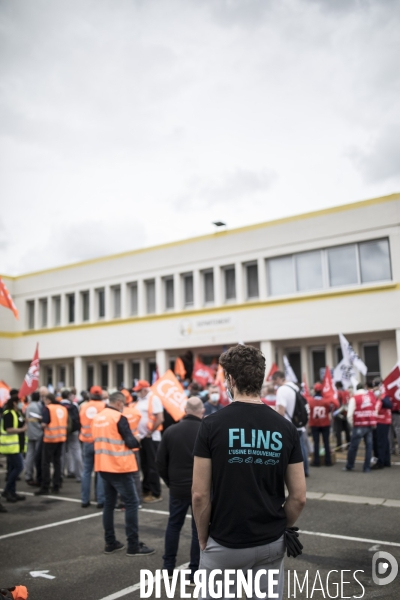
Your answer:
[192,345,306,600]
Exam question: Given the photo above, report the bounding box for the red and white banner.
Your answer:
[192,359,215,388]
[0,278,19,319]
[19,344,40,399]
[149,370,187,421]
[382,362,400,412]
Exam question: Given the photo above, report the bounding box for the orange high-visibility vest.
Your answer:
[92,407,137,473]
[79,400,106,443]
[123,404,141,455]
[43,403,68,443]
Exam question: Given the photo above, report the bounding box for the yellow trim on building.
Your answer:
[1,281,398,338]
[3,192,400,280]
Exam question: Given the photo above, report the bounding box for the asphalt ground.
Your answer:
[0,460,399,600]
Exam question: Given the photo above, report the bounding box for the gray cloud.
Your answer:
[173,168,277,211]
[349,124,400,183]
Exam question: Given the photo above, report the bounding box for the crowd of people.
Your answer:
[0,348,398,594]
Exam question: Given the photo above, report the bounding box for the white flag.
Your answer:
[339,333,367,376]
[333,358,358,390]
[283,355,298,383]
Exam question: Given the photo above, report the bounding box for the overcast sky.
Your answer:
[1,0,399,275]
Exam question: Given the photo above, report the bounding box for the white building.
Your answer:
[1,192,399,391]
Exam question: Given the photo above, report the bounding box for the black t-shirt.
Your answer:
[193,401,303,549]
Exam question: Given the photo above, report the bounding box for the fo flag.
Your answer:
[382,363,400,412]
[19,344,40,399]
[283,355,298,383]
[0,278,18,319]
[192,359,215,388]
[149,370,187,421]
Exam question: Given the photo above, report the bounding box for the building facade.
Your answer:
[1,192,399,391]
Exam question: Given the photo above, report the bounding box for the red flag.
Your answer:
[0,278,19,319]
[192,359,215,388]
[214,364,230,406]
[266,363,279,382]
[322,366,339,407]
[19,344,40,399]
[174,357,186,380]
[302,374,312,402]
[0,380,10,408]
[382,362,400,412]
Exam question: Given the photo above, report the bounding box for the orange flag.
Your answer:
[0,380,10,408]
[149,369,187,421]
[322,366,339,407]
[0,278,19,319]
[174,357,186,380]
[19,344,40,399]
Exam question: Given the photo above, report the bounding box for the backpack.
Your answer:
[284,384,309,429]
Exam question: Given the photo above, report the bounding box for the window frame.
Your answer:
[163,276,175,311]
[112,285,121,319]
[145,279,156,314]
[202,269,215,305]
[26,300,35,330]
[245,261,259,300]
[182,272,194,308]
[66,293,75,324]
[223,265,236,302]
[39,298,48,328]
[81,291,90,322]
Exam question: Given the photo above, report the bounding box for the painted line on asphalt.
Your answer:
[300,530,400,548]
[0,488,82,503]
[98,563,189,600]
[0,512,103,540]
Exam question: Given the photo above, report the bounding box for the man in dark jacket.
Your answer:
[156,397,205,580]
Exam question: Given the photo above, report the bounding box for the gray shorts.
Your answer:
[199,534,285,599]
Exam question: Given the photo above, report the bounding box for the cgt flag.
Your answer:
[382,362,400,412]
[149,370,187,421]
[0,278,19,319]
[192,359,215,388]
[19,344,40,399]
[322,365,338,403]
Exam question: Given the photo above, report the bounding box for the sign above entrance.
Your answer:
[179,315,235,338]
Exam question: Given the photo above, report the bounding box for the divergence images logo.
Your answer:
[372,551,398,586]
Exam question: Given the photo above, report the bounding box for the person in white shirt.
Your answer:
[273,371,309,477]
[133,380,164,503]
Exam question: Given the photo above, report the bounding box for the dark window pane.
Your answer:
[82,292,89,321]
[359,239,391,283]
[287,351,301,382]
[146,280,156,314]
[247,264,259,298]
[27,301,35,329]
[116,363,124,387]
[225,267,236,300]
[87,365,94,389]
[98,289,105,318]
[46,367,53,386]
[53,296,61,326]
[204,271,214,303]
[165,278,174,309]
[148,361,157,383]
[132,362,140,383]
[130,284,138,315]
[101,363,108,387]
[184,274,194,306]
[312,349,326,384]
[364,345,380,378]
[113,287,121,318]
[67,295,75,323]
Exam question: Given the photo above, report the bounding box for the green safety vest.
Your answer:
[0,410,20,454]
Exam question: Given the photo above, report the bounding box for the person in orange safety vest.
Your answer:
[35,394,68,495]
[92,391,155,556]
[122,390,142,503]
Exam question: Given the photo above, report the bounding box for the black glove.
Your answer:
[284,527,303,558]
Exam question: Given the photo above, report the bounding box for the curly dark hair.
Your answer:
[219,344,265,397]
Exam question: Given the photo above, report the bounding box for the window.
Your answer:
[53,296,61,326]
[46,366,53,386]
[116,363,124,387]
[27,300,35,330]
[363,343,380,383]
[112,286,121,318]
[97,288,105,318]
[131,361,140,383]
[311,348,326,384]
[328,244,358,287]
[145,280,156,314]
[58,366,66,387]
[359,239,391,283]
[224,267,236,301]
[268,256,295,296]
[295,251,323,292]
[287,351,301,382]
[129,283,138,315]
[183,273,194,307]
[246,263,259,299]
[81,291,90,322]
[148,360,157,383]
[101,363,108,387]
[164,277,174,310]
[66,294,75,324]
[203,270,214,304]
[39,298,48,328]
[87,365,94,389]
